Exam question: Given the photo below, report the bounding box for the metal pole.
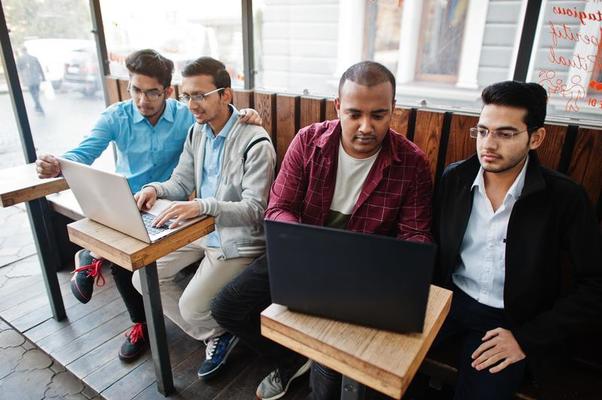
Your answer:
[241,0,255,89]
[139,263,174,395]
[0,0,66,320]
[512,0,543,81]
[89,0,111,105]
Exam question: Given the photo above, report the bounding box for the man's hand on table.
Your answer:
[35,154,61,178]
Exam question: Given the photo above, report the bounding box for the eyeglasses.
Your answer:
[128,84,165,101]
[469,127,531,140]
[178,88,224,104]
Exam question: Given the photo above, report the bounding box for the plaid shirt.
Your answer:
[266,120,433,243]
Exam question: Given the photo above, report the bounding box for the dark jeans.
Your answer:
[211,255,304,370]
[28,84,43,112]
[309,288,527,400]
[111,264,145,323]
[431,287,527,400]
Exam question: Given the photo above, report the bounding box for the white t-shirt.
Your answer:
[326,142,380,228]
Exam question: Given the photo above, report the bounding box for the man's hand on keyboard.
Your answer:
[152,201,201,229]
[135,187,157,210]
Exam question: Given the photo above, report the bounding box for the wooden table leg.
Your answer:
[341,376,367,400]
[139,262,174,395]
[26,198,66,320]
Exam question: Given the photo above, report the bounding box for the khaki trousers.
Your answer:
[133,239,253,340]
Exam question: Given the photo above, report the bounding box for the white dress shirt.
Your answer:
[452,156,529,308]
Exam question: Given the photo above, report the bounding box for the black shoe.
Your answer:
[70,249,106,304]
[119,322,148,362]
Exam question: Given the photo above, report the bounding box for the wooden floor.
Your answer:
[0,262,311,400]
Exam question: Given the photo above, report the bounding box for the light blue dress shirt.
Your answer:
[452,156,529,309]
[62,98,195,193]
[200,105,239,248]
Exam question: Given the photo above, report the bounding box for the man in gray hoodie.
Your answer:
[134,56,276,379]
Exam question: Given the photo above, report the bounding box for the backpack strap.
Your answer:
[243,137,271,163]
[187,124,195,145]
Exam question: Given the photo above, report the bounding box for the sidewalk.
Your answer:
[0,203,99,400]
[0,313,100,400]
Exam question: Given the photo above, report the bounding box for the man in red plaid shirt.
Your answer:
[212,61,433,399]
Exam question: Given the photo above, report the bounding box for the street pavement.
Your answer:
[0,89,110,399]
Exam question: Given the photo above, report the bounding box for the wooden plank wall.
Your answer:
[104,78,602,215]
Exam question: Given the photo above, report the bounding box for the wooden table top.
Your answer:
[67,216,215,271]
[47,189,84,220]
[261,285,452,399]
[0,163,68,207]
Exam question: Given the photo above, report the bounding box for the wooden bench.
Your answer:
[44,76,601,399]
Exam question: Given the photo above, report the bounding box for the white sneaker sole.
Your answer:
[257,359,312,400]
[197,336,240,379]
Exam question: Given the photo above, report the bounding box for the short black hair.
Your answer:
[125,49,174,88]
[338,61,396,100]
[182,57,231,93]
[481,81,547,132]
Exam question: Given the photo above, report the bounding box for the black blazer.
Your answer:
[433,153,602,360]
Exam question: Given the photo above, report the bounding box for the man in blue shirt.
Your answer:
[35,49,261,362]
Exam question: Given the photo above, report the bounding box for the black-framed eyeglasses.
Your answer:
[178,87,224,104]
[469,127,532,140]
[128,84,166,100]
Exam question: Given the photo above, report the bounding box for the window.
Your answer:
[0,62,26,169]
[3,0,108,164]
[363,0,402,75]
[252,0,340,95]
[528,1,602,123]
[415,0,469,82]
[101,0,245,87]
[253,0,525,112]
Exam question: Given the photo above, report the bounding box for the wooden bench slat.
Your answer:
[538,124,567,170]
[299,96,325,129]
[118,79,131,101]
[390,107,412,138]
[233,89,254,110]
[569,128,602,205]
[445,114,478,166]
[105,77,120,106]
[325,98,337,121]
[275,94,300,170]
[254,91,277,143]
[414,110,445,180]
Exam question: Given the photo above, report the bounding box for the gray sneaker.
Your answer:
[256,359,312,400]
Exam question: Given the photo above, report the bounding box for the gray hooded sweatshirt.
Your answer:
[145,118,276,259]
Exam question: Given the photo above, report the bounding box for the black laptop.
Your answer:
[265,220,436,333]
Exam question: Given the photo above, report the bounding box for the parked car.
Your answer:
[63,45,101,97]
[23,39,92,90]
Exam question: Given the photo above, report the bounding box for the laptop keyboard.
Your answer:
[141,212,170,235]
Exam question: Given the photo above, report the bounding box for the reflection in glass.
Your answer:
[100,0,244,87]
[416,0,468,81]
[529,1,602,122]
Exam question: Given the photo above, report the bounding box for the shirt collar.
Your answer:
[471,155,530,201]
[131,98,175,124]
[204,104,239,139]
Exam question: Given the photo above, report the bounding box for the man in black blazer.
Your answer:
[433,81,602,400]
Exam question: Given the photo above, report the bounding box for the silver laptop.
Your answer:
[59,157,199,243]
